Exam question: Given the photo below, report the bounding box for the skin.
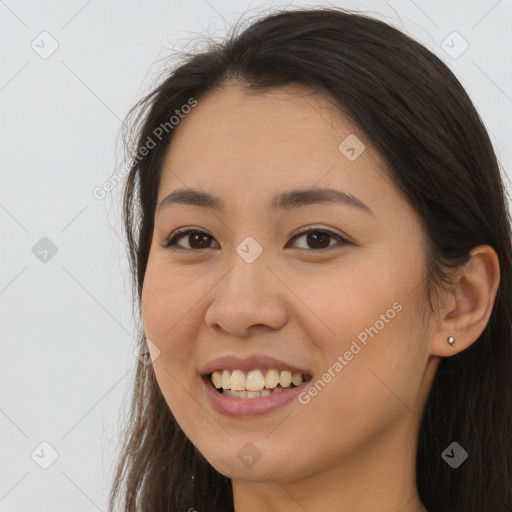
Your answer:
[141,82,500,512]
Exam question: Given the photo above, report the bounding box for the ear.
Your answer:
[429,245,500,357]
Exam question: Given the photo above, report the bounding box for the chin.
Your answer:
[201,446,308,484]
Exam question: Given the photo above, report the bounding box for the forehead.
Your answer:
[165,82,368,163]
[157,83,399,217]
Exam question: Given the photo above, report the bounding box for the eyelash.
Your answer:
[160,226,350,252]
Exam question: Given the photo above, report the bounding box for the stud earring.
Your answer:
[447,336,455,347]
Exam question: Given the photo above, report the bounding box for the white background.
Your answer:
[1,0,511,510]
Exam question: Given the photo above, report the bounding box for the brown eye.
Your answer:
[186,232,213,249]
[289,228,348,251]
[162,229,219,250]
[161,226,349,252]
[299,231,331,250]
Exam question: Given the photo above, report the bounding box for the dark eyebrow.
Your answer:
[157,187,373,215]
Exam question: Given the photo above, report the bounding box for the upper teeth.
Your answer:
[211,369,305,391]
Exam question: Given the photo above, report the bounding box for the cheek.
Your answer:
[140,261,207,435]
[142,255,200,342]
[300,254,425,416]
[294,305,424,470]
[298,257,400,342]
[140,258,202,384]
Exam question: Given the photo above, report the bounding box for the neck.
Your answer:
[232,416,428,512]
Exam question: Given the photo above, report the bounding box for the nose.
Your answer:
[204,253,289,337]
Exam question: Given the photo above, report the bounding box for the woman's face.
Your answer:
[141,83,439,484]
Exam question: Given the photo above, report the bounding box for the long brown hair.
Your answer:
[108,6,512,511]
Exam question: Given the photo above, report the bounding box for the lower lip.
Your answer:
[202,376,309,417]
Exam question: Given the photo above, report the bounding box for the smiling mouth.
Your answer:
[206,368,313,399]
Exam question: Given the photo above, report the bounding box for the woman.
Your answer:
[108,6,512,512]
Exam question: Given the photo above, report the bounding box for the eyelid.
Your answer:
[290,224,350,242]
[159,227,218,250]
[160,225,351,251]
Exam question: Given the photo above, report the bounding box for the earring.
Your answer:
[447,336,455,347]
